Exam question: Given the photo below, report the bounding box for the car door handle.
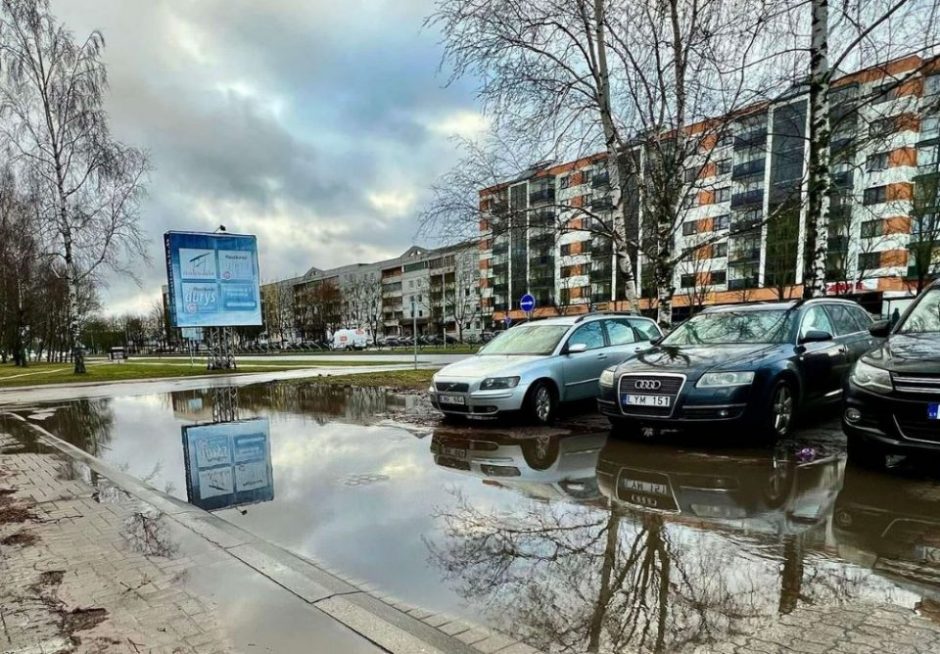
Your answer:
[597,353,607,359]
[838,346,847,354]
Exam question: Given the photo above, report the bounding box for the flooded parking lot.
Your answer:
[4,380,940,653]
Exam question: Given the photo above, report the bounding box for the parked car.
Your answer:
[429,313,663,423]
[843,279,940,466]
[598,299,878,439]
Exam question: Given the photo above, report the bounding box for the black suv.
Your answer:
[843,280,940,465]
[598,299,878,439]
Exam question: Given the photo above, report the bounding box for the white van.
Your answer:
[332,328,369,350]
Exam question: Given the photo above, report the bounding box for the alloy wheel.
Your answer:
[534,386,553,422]
[772,385,793,436]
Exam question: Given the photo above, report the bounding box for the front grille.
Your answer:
[894,409,940,443]
[618,374,685,417]
[892,373,940,395]
[436,381,469,392]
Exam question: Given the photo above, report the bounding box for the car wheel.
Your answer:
[847,434,885,469]
[522,435,560,470]
[525,381,557,425]
[765,380,796,440]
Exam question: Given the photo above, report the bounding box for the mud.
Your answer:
[1,529,38,547]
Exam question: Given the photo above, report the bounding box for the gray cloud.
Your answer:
[50,0,481,315]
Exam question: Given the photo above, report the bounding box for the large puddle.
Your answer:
[4,381,940,652]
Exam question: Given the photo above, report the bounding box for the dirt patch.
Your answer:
[1,529,38,547]
[62,606,109,634]
[0,487,15,496]
[31,569,66,593]
[0,503,35,524]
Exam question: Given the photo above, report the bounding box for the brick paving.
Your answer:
[0,452,231,653]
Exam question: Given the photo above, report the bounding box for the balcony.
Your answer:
[529,187,555,204]
[530,275,555,288]
[530,210,555,226]
[832,170,854,188]
[732,159,765,180]
[492,263,509,276]
[730,189,763,209]
[830,137,855,155]
[591,171,610,188]
[728,248,761,264]
[728,277,758,290]
[529,232,555,247]
[492,243,509,256]
[734,130,766,150]
[590,195,614,211]
[828,235,849,253]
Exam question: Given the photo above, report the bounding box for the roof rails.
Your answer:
[573,310,640,323]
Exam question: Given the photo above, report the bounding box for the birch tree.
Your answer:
[0,0,148,373]
[800,0,940,297]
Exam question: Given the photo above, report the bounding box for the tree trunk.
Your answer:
[63,227,86,373]
[594,0,639,313]
[587,510,621,652]
[805,0,831,298]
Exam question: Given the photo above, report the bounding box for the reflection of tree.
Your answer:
[44,399,114,456]
[232,383,392,426]
[426,493,764,653]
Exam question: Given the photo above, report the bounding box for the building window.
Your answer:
[861,220,882,238]
[560,243,572,256]
[925,75,940,96]
[858,252,882,270]
[872,82,899,104]
[713,214,731,231]
[419,310,423,317]
[560,174,571,189]
[561,265,581,278]
[684,167,699,183]
[869,117,896,139]
[866,152,889,172]
[923,115,940,139]
[713,242,728,258]
[710,270,727,285]
[680,274,696,288]
[863,186,887,205]
[714,186,731,203]
[717,158,732,175]
[682,221,698,236]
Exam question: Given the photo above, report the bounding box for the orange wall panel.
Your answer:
[880,249,909,267]
[884,216,912,235]
[889,147,917,168]
[698,162,717,179]
[887,182,914,201]
[698,190,714,206]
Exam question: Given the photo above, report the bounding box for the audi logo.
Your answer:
[634,379,662,391]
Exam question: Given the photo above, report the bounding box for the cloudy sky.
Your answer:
[51,0,484,315]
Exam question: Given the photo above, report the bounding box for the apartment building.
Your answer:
[478,54,940,323]
[261,242,481,342]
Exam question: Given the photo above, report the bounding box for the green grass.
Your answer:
[232,344,480,356]
[130,357,412,367]
[302,368,435,391]
[0,359,411,388]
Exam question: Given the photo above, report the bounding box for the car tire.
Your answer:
[522,436,560,470]
[764,379,796,441]
[847,434,885,469]
[524,381,557,425]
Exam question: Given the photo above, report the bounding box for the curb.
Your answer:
[5,413,540,654]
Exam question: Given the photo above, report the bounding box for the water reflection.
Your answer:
[430,428,606,502]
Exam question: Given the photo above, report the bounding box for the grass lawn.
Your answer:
[304,368,435,391]
[228,344,480,356]
[129,357,412,367]
[0,359,411,388]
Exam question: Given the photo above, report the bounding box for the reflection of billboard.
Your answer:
[164,231,262,327]
[182,418,274,511]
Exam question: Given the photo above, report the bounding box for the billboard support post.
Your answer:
[212,385,239,423]
[207,327,236,371]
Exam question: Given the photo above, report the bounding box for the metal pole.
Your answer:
[413,298,418,370]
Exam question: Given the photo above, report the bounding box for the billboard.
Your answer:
[164,231,262,327]
[181,418,274,512]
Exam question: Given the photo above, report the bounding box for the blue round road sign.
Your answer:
[520,293,536,313]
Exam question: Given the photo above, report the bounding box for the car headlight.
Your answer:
[696,371,755,388]
[480,377,520,390]
[599,368,617,387]
[851,360,893,393]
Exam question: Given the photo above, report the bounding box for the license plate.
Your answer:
[929,403,939,420]
[616,468,678,512]
[623,394,671,408]
[439,394,465,405]
[441,446,467,459]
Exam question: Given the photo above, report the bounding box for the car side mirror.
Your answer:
[799,329,833,344]
[567,343,588,354]
[650,336,664,346]
[868,320,890,338]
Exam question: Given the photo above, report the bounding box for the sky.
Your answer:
[51,0,485,316]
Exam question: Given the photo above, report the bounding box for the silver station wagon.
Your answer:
[429,313,663,424]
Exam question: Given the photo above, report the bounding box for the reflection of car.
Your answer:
[429,314,662,424]
[430,430,608,501]
[598,299,877,439]
[843,280,940,465]
[596,439,845,535]
[834,464,940,600]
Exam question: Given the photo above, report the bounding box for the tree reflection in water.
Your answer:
[41,399,115,456]
[427,492,766,653]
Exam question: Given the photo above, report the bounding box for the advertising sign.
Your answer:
[181,418,274,512]
[164,231,262,327]
[181,327,204,341]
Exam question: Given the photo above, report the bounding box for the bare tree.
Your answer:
[0,0,149,373]
[261,280,296,344]
[344,272,383,339]
[910,165,940,291]
[295,278,343,342]
[450,246,480,342]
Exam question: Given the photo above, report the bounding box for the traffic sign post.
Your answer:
[520,293,536,321]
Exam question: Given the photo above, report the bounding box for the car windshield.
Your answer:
[897,289,940,333]
[479,324,570,355]
[662,309,791,345]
